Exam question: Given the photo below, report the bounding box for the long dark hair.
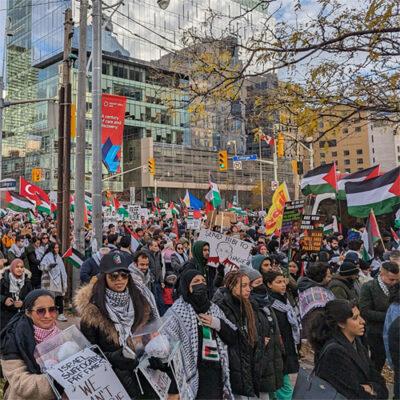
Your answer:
[43,241,60,259]
[91,273,150,332]
[224,270,257,346]
[306,299,356,352]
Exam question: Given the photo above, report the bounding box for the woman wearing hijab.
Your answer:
[214,270,266,399]
[164,269,236,400]
[170,242,189,276]
[39,242,68,322]
[161,241,175,274]
[73,250,159,398]
[0,289,61,400]
[0,258,33,329]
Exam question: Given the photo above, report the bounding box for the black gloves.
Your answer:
[48,263,57,269]
[148,356,169,372]
[108,348,139,370]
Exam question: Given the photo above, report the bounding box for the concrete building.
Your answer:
[368,120,400,171]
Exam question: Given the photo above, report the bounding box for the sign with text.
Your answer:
[198,229,251,271]
[101,94,127,173]
[300,229,324,252]
[187,218,201,230]
[300,214,321,230]
[103,210,119,228]
[128,205,141,222]
[233,154,257,161]
[171,347,195,400]
[281,200,304,234]
[47,348,130,400]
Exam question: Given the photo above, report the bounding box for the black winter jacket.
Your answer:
[142,247,163,284]
[0,268,33,329]
[26,244,41,287]
[214,290,265,397]
[316,333,388,399]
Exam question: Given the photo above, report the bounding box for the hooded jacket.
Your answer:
[0,267,33,329]
[327,274,358,302]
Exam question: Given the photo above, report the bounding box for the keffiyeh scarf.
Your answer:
[105,287,135,346]
[9,272,25,300]
[271,297,301,345]
[378,275,390,296]
[34,322,61,344]
[9,244,24,258]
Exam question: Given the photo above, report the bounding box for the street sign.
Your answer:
[233,154,258,162]
[271,180,279,191]
[0,179,16,191]
[233,161,242,170]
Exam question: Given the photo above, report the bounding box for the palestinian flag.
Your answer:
[361,209,381,261]
[346,166,400,218]
[323,216,339,235]
[228,203,241,212]
[0,209,6,217]
[36,193,51,215]
[391,228,399,247]
[173,217,179,238]
[170,202,179,216]
[6,191,35,212]
[114,197,128,217]
[85,194,92,211]
[125,225,141,252]
[206,173,221,208]
[70,195,75,212]
[62,247,85,269]
[337,165,380,200]
[152,204,159,216]
[301,163,337,196]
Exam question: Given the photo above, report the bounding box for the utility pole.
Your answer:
[92,0,103,249]
[74,0,88,256]
[273,124,278,182]
[258,138,264,211]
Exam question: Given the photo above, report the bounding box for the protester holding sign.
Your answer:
[0,289,61,400]
[164,269,236,399]
[74,250,159,398]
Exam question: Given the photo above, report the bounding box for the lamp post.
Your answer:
[227,140,239,204]
[0,17,14,182]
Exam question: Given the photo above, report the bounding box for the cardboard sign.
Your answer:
[281,200,304,234]
[198,229,251,270]
[300,215,321,230]
[47,348,130,400]
[206,211,236,228]
[301,229,323,252]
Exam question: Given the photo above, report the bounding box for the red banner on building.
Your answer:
[101,94,127,173]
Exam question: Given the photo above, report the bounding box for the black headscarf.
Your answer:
[179,269,211,313]
[0,289,55,374]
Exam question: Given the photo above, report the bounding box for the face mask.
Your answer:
[188,283,210,313]
[251,284,267,295]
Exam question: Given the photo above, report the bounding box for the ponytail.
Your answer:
[305,299,355,352]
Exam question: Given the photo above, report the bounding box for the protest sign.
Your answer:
[128,205,141,222]
[206,211,236,229]
[281,200,304,234]
[47,347,130,400]
[187,218,201,230]
[300,229,324,252]
[140,208,149,220]
[198,229,251,270]
[171,347,195,400]
[139,365,171,400]
[300,215,321,230]
[103,210,118,228]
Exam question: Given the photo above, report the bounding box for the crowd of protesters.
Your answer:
[0,210,399,400]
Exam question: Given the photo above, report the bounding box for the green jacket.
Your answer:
[327,274,358,302]
[359,278,390,337]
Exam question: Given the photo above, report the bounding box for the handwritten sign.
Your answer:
[128,205,141,222]
[301,229,323,252]
[198,229,251,270]
[300,215,321,230]
[47,348,130,400]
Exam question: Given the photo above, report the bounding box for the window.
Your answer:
[344,159,350,165]
[373,157,375,163]
[343,128,348,134]
[371,135,374,143]
[355,126,362,132]
[356,149,363,155]
[372,148,375,154]
[344,150,350,156]
[358,168,363,171]
[345,168,351,173]
[332,151,337,157]
[357,158,363,164]
[319,140,337,148]
[398,155,400,162]
[128,147,135,162]
[320,152,325,158]
[397,146,400,152]
[321,161,326,165]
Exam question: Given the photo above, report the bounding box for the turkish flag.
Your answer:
[20,177,50,203]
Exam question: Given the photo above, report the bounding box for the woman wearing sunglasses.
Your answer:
[74,250,159,399]
[0,289,61,400]
[170,242,189,276]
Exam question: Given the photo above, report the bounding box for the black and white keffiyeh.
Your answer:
[164,297,236,400]
[271,297,301,345]
[9,244,25,258]
[9,272,24,300]
[378,275,390,296]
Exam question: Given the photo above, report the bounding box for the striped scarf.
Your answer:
[34,322,61,344]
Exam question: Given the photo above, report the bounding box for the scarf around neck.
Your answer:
[34,322,61,344]
[270,291,301,345]
[174,251,188,265]
[10,243,24,258]
[105,287,135,346]
[9,271,25,299]
[378,275,390,296]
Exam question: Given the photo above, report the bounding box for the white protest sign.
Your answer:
[171,348,194,400]
[140,208,149,220]
[103,210,118,228]
[128,205,141,222]
[47,347,130,400]
[186,219,201,230]
[139,364,171,400]
[198,229,251,271]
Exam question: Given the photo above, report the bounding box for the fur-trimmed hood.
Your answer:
[0,266,32,281]
[73,282,153,348]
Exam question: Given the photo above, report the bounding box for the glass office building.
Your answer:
[2,0,286,203]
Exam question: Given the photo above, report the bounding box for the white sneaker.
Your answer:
[57,314,68,322]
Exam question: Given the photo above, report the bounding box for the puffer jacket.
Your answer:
[0,268,33,329]
[214,290,265,397]
[73,283,158,399]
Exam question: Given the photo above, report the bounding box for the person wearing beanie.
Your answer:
[327,261,359,302]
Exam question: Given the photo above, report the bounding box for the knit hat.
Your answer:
[169,233,177,239]
[243,268,262,283]
[179,237,189,244]
[339,261,359,277]
[344,252,359,263]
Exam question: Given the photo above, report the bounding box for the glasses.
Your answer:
[108,271,130,281]
[177,247,183,250]
[31,306,58,317]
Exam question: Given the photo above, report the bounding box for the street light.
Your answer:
[157,0,170,10]
[227,140,239,204]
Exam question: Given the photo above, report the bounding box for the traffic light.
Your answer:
[32,168,41,182]
[218,150,228,171]
[277,133,284,158]
[290,161,304,175]
[148,158,155,175]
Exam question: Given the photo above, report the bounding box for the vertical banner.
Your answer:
[101,94,127,173]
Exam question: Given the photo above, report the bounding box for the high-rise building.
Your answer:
[3,0,292,205]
